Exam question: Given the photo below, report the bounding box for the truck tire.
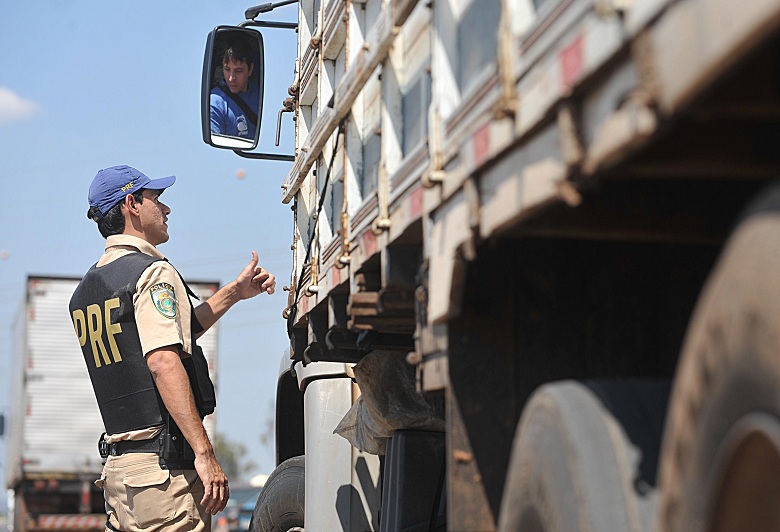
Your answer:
[498,380,669,532]
[658,183,780,532]
[249,455,305,532]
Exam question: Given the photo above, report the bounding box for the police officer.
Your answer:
[69,165,276,532]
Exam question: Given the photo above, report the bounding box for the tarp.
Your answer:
[334,351,445,455]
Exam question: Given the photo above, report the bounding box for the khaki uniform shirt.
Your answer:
[98,234,197,444]
[93,236,208,532]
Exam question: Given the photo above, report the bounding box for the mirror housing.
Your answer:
[201,26,265,150]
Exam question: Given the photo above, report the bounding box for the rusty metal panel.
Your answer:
[478,125,565,240]
[447,388,496,531]
[651,0,780,115]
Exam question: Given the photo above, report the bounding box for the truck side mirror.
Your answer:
[201,26,265,151]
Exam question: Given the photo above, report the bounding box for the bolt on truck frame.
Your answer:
[202,0,780,529]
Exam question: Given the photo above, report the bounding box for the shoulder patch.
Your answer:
[149,282,177,319]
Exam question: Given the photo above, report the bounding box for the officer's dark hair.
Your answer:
[90,189,145,239]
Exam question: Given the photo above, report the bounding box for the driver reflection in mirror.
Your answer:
[209,37,260,140]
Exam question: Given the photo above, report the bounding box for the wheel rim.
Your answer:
[709,413,780,532]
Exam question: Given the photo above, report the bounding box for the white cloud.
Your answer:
[0,87,41,126]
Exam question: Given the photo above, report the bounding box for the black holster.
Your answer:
[158,417,196,469]
[183,345,216,417]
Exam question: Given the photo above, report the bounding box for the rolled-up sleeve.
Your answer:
[134,261,195,357]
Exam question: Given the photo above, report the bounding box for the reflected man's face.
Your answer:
[223,59,253,94]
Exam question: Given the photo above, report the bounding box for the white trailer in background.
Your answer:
[6,276,219,532]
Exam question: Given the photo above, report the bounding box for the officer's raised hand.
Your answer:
[193,251,276,335]
[235,250,276,298]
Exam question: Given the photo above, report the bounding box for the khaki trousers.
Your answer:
[97,453,210,532]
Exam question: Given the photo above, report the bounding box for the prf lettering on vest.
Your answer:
[72,298,123,367]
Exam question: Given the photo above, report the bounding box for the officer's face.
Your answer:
[139,189,171,245]
[223,59,253,94]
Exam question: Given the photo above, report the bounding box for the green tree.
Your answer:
[214,432,258,483]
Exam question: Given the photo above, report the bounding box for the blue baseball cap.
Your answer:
[88,165,176,222]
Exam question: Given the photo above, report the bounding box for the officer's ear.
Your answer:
[123,193,141,217]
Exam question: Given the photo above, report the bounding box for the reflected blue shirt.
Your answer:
[209,83,261,138]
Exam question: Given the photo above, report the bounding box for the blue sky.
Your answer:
[0,1,300,509]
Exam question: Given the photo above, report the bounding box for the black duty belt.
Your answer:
[108,438,161,456]
[98,428,196,470]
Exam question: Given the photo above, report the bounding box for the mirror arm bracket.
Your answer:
[233,150,296,162]
[244,0,299,21]
[239,20,298,30]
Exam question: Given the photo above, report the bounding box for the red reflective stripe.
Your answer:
[409,186,423,220]
[36,514,104,529]
[561,34,584,90]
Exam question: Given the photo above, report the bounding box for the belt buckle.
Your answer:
[98,434,110,459]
